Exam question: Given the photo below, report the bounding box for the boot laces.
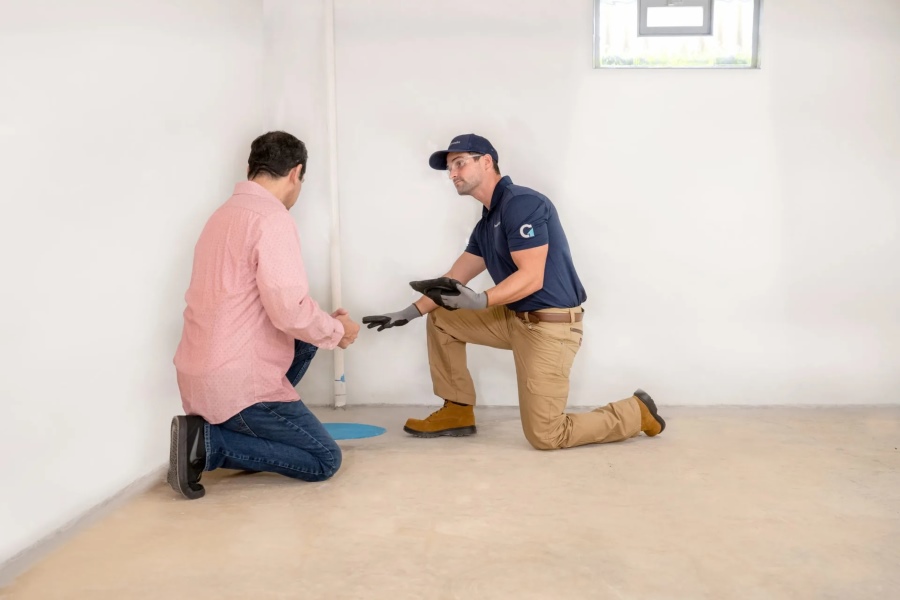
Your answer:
[428,400,454,419]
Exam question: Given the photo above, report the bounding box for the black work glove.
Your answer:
[409,277,488,311]
[362,304,422,332]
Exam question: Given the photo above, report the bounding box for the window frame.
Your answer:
[639,0,713,37]
[593,0,764,69]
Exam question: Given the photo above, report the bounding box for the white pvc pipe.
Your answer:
[324,0,346,409]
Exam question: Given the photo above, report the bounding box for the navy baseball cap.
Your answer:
[428,134,499,170]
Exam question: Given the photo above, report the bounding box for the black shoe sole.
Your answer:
[403,425,477,438]
[167,416,205,500]
[634,389,666,433]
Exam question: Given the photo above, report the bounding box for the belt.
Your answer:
[515,310,583,324]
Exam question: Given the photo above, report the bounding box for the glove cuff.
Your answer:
[478,291,489,309]
[401,303,423,321]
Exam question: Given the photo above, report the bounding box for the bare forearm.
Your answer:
[414,294,439,315]
[484,269,542,307]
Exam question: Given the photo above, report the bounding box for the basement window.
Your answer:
[640,0,712,36]
[594,0,761,68]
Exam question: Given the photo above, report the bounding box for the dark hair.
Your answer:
[247,131,308,180]
[472,153,501,175]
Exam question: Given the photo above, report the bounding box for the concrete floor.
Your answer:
[2,405,899,599]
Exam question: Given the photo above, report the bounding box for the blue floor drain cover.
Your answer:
[324,422,386,440]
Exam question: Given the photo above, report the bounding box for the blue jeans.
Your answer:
[204,340,341,481]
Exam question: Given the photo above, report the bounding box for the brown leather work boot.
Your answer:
[634,389,666,437]
[403,400,477,438]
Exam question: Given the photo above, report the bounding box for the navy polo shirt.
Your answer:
[465,176,587,313]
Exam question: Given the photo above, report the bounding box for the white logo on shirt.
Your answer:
[494,221,501,228]
[520,224,535,238]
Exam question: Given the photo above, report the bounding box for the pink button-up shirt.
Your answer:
[174,181,344,424]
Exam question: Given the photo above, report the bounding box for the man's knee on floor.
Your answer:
[522,415,566,450]
[524,429,565,451]
[321,442,343,478]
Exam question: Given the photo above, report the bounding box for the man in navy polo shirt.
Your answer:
[363,134,666,450]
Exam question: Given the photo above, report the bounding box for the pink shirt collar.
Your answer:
[232,180,287,210]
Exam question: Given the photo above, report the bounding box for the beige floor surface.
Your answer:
[2,405,899,600]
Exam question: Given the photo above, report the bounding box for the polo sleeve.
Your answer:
[504,195,550,252]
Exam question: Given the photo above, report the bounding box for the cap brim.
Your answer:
[428,150,450,170]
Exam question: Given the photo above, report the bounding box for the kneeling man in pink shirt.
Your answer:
[169,131,360,500]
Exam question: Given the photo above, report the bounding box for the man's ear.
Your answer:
[292,164,304,183]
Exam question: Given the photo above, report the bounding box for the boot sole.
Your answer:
[635,389,666,433]
[167,417,205,500]
[403,425,477,438]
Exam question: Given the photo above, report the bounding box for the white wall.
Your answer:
[262,0,338,406]
[0,0,265,563]
[269,0,900,407]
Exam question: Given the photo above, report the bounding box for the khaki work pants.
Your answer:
[427,305,641,450]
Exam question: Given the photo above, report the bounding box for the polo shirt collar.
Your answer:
[485,176,513,215]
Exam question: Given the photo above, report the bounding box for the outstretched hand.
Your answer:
[362,304,423,332]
